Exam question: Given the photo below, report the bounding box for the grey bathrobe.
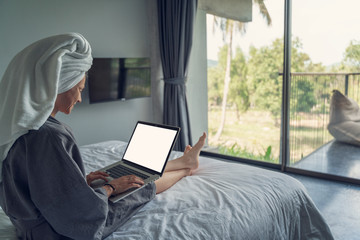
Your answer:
[0,117,156,240]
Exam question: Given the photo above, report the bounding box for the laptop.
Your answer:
[91,121,180,202]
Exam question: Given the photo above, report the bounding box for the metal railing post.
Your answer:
[281,0,292,172]
[345,74,349,96]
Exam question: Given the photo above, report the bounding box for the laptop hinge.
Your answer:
[122,159,160,175]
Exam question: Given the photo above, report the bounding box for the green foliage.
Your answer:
[247,38,284,120]
[343,40,360,72]
[208,66,224,106]
[208,46,227,107]
[213,17,247,41]
[291,80,317,113]
[229,48,250,115]
[207,36,334,124]
[218,143,277,163]
[240,37,322,120]
[208,45,250,112]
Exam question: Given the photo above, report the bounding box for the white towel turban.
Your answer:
[0,33,93,181]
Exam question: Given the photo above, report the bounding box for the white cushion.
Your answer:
[328,90,360,145]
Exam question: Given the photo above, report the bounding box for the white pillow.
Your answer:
[328,90,360,145]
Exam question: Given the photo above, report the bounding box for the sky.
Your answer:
[207,0,360,67]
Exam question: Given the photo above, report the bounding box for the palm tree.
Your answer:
[213,0,272,142]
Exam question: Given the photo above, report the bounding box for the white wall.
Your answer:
[0,0,208,146]
[187,10,208,144]
[0,0,157,145]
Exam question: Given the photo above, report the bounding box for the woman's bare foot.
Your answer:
[163,133,207,173]
[184,145,192,155]
[184,132,206,170]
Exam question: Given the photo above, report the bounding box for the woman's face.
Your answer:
[51,76,86,117]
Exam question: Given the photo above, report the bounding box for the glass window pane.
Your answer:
[289,0,360,180]
[206,0,284,164]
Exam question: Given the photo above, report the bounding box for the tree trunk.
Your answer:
[214,24,233,141]
[236,104,240,121]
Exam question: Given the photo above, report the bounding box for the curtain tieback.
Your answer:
[163,76,187,85]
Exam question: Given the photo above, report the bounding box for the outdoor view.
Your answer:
[206,0,360,175]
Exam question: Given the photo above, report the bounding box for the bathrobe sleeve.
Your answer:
[25,124,109,240]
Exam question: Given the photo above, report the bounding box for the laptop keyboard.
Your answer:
[106,164,149,180]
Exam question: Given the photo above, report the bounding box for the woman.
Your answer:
[0,33,206,240]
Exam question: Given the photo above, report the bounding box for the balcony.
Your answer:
[288,72,360,180]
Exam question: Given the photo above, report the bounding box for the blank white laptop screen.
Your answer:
[123,123,178,173]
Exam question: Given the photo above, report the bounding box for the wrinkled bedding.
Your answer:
[0,140,334,240]
[81,141,334,240]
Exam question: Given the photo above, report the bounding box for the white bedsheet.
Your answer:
[0,140,334,239]
[80,141,334,240]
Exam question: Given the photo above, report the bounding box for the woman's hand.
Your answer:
[86,171,109,185]
[109,175,144,195]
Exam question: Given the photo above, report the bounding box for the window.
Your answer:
[206,0,284,165]
[205,0,360,184]
[289,0,360,181]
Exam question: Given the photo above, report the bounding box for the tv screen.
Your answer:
[88,58,151,103]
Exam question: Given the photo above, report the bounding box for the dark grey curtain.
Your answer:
[157,0,197,151]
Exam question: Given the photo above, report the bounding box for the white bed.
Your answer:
[0,140,334,239]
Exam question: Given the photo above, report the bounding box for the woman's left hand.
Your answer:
[86,171,109,185]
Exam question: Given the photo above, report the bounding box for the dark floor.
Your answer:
[288,173,360,240]
[291,140,360,179]
[289,140,360,239]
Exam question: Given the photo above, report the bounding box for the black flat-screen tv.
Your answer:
[88,58,151,103]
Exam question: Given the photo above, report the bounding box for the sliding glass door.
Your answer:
[288,0,360,182]
[205,0,284,165]
[205,0,360,184]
